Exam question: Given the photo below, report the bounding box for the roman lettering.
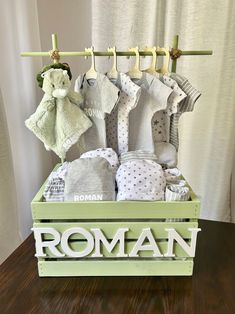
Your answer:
[91,228,129,257]
[84,195,91,201]
[32,227,64,258]
[84,106,103,119]
[74,194,103,201]
[95,194,103,200]
[164,228,201,257]
[129,228,163,257]
[61,227,94,257]
[32,227,201,259]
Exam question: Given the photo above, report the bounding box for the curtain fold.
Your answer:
[0,89,21,264]
[92,0,235,221]
[0,0,53,263]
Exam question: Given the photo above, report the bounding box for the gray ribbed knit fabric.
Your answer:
[169,73,201,150]
[165,185,190,201]
[119,150,158,164]
[64,157,115,201]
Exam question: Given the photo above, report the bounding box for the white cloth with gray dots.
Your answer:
[106,73,141,154]
[116,159,166,201]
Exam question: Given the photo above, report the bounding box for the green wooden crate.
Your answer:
[31,165,200,277]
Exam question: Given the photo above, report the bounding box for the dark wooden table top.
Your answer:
[0,219,234,314]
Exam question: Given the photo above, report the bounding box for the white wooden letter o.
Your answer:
[61,227,94,257]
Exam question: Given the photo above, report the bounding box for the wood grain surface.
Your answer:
[0,219,234,314]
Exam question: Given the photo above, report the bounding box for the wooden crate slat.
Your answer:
[34,221,198,240]
[38,260,194,276]
[43,241,193,258]
[32,201,199,220]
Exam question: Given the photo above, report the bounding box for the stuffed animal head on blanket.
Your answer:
[42,69,71,99]
[37,63,72,88]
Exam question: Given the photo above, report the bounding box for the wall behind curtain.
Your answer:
[92,0,235,222]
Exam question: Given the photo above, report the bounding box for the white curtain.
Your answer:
[0,0,53,263]
[92,0,235,222]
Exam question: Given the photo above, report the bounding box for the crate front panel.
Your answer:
[38,260,194,277]
[32,200,199,220]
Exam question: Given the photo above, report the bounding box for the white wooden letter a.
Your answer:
[129,228,163,257]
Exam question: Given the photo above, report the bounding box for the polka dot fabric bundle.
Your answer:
[116,159,166,201]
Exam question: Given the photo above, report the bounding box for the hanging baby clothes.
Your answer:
[152,75,187,143]
[169,73,201,150]
[155,142,178,168]
[151,75,187,167]
[74,73,120,154]
[106,73,141,154]
[128,72,173,152]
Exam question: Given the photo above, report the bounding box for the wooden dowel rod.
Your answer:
[21,52,51,56]
[21,50,213,57]
[51,33,59,64]
[171,35,179,73]
[181,50,213,55]
[21,32,213,60]
[52,34,58,50]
